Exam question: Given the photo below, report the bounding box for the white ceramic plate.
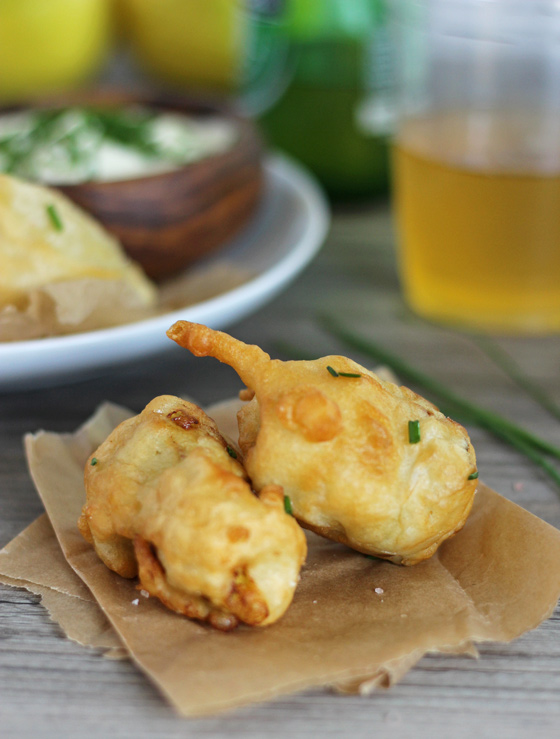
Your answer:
[0,155,329,391]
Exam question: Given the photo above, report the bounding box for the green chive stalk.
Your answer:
[474,336,560,424]
[434,399,560,489]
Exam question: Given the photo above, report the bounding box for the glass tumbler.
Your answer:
[391,0,560,333]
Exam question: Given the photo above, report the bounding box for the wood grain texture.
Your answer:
[1,203,560,738]
[61,92,264,280]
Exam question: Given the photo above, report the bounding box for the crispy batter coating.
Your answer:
[0,173,155,310]
[78,395,307,630]
[167,322,478,566]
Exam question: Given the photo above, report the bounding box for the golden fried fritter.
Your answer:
[78,395,306,630]
[167,322,478,566]
[0,173,155,310]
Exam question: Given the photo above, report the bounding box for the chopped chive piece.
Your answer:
[319,315,560,463]
[276,325,560,494]
[226,445,237,459]
[468,471,479,480]
[46,203,63,231]
[90,457,98,466]
[408,420,421,444]
[326,366,361,378]
[283,495,293,515]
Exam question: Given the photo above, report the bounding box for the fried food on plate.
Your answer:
[167,322,478,566]
[78,395,306,630]
[0,172,155,312]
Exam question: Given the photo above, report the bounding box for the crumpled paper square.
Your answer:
[1,399,560,716]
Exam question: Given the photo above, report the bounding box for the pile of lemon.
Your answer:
[0,0,241,102]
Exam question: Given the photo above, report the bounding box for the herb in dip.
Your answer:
[0,107,237,185]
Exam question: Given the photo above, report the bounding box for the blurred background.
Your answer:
[2,0,560,335]
[0,0,394,202]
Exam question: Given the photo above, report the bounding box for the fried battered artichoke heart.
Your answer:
[167,322,478,566]
[78,395,307,630]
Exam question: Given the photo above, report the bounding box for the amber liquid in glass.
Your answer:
[392,112,560,333]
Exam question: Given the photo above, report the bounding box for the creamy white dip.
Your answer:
[0,107,238,185]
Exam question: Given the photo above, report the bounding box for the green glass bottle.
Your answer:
[256,0,394,200]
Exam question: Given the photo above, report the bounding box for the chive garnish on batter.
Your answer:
[46,203,63,231]
[408,420,421,444]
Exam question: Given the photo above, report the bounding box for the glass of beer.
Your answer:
[390,0,560,333]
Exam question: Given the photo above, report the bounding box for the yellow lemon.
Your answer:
[0,0,113,103]
[118,0,245,92]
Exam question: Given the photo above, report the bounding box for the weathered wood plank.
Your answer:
[1,203,559,737]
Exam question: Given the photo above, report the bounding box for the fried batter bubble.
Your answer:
[78,395,307,630]
[167,322,478,566]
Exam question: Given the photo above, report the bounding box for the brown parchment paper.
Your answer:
[2,400,560,717]
[0,261,252,341]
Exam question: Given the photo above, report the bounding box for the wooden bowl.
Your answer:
[7,90,264,281]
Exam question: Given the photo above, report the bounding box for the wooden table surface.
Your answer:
[1,202,559,738]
